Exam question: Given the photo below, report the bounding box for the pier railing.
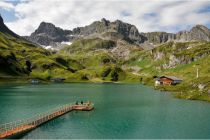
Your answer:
[0,102,75,138]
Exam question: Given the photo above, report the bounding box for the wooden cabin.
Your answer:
[155,76,182,86]
[50,78,66,83]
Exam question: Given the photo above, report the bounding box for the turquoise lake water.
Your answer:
[0,83,210,139]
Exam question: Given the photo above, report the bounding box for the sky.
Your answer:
[1,0,210,36]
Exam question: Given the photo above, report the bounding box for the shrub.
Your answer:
[101,67,111,77]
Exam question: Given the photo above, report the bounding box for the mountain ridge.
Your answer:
[0,14,210,102]
[24,18,147,48]
[24,18,210,49]
[24,21,73,47]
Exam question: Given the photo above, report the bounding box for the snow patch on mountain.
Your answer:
[61,41,72,45]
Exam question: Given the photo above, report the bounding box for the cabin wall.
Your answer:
[160,78,173,85]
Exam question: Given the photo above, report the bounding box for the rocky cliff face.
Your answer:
[176,25,210,42]
[151,42,210,69]
[25,18,210,49]
[142,32,176,44]
[25,22,73,46]
[25,18,146,48]
[73,18,145,43]
[143,25,210,44]
[33,22,72,38]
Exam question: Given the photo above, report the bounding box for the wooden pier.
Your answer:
[0,102,94,139]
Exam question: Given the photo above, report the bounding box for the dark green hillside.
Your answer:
[0,32,138,83]
[0,32,81,82]
[61,38,139,82]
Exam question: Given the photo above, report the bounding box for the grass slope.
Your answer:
[125,41,210,101]
[0,35,139,83]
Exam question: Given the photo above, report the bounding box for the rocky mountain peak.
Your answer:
[114,19,123,24]
[38,22,56,31]
[143,24,210,44]
[194,24,209,30]
[26,21,73,46]
[33,22,55,35]
[101,18,110,26]
[191,24,210,35]
[176,24,210,41]
[24,18,210,49]
[110,19,144,43]
[33,21,71,37]
[71,18,145,43]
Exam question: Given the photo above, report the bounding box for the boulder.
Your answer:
[198,84,206,91]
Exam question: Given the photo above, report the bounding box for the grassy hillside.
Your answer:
[125,41,210,101]
[0,32,81,82]
[63,38,116,53]
[0,34,139,83]
[1,30,210,102]
[61,38,140,83]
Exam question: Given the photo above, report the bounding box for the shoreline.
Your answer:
[0,76,209,103]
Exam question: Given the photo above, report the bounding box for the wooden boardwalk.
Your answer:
[0,102,94,139]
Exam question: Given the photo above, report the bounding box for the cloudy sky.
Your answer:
[1,0,210,36]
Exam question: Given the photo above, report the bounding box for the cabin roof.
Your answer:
[160,76,182,81]
[50,78,66,80]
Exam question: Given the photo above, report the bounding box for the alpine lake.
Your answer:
[0,83,210,139]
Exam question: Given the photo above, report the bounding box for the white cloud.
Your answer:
[3,0,210,36]
[0,1,14,10]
